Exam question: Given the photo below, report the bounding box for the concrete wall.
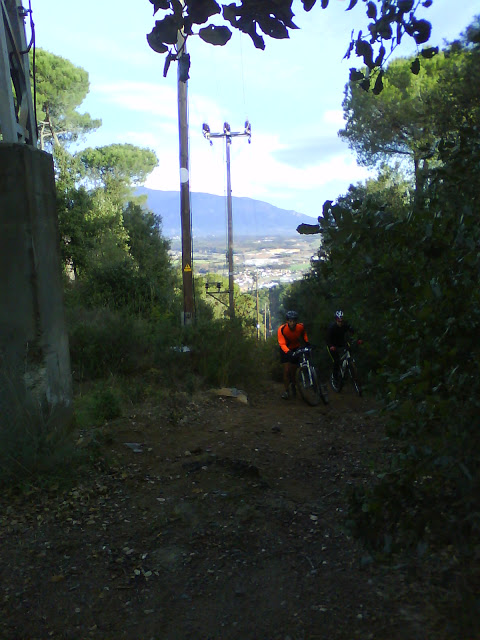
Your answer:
[0,143,72,429]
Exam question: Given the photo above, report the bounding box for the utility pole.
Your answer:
[202,121,251,319]
[175,19,194,326]
[148,0,194,324]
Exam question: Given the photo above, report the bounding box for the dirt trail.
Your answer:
[0,382,438,640]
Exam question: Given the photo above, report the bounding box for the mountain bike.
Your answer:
[330,340,362,397]
[292,346,329,406]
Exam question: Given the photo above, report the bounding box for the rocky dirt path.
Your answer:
[0,382,439,639]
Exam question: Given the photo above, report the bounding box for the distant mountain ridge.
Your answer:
[136,187,318,238]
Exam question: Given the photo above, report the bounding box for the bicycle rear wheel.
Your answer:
[348,362,362,396]
[296,365,321,406]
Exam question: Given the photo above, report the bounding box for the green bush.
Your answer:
[68,308,155,380]
[182,317,268,390]
[74,379,123,428]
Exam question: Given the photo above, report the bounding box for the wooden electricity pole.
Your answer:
[202,121,251,319]
[176,31,194,326]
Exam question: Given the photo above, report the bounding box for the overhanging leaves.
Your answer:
[145,0,436,90]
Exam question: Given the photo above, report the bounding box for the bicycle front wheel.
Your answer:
[296,365,321,406]
[330,371,343,393]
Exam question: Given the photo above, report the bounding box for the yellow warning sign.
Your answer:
[184,263,192,272]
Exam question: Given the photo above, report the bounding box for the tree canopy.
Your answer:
[78,144,159,202]
[291,19,480,563]
[32,49,102,150]
[339,51,449,190]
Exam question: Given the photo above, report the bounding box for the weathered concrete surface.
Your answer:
[0,143,72,428]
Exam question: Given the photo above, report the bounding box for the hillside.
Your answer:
[136,187,319,238]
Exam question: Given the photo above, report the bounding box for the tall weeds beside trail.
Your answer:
[0,380,79,489]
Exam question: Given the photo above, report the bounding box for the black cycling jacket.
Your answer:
[326,321,354,348]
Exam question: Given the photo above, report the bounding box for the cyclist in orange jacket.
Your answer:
[278,310,310,399]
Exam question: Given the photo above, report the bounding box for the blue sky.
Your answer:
[33,0,479,221]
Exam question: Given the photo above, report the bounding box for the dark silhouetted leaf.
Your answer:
[198,25,232,45]
[150,15,182,46]
[257,16,289,39]
[397,21,403,45]
[421,46,438,59]
[366,2,377,19]
[375,44,386,67]
[350,68,365,82]
[301,0,316,11]
[163,51,175,76]
[346,0,358,11]
[245,23,265,49]
[398,0,414,13]
[372,71,384,94]
[150,0,170,14]
[343,39,355,60]
[376,18,393,40]
[411,57,421,75]
[146,28,169,53]
[356,38,374,68]
[222,3,238,26]
[411,19,431,44]
[297,223,321,235]
[171,0,183,18]
[321,0,329,9]
[188,0,221,25]
[360,78,370,92]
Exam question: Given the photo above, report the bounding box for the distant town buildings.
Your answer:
[169,235,319,291]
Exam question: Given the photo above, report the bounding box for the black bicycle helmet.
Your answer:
[286,310,299,321]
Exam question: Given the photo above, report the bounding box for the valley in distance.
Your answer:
[138,188,321,291]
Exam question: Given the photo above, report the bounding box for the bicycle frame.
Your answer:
[296,347,316,387]
[339,346,353,379]
[331,341,362,396]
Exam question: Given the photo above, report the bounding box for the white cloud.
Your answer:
[323,110,345,126]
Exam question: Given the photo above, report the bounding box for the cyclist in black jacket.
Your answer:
[326,310,354,382]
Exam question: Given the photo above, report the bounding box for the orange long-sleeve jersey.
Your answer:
[277,322,308,354]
